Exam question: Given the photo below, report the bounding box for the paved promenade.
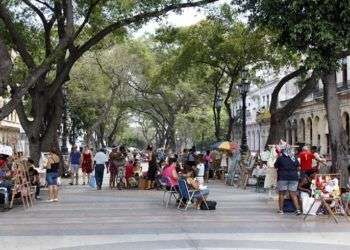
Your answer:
[1,179,350,250]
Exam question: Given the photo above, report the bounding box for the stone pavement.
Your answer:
[1,177,350,250]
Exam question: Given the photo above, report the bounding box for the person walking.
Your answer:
[69,145,81,185]
[94,148,108,190]
[116,146,127,190]
[45,148,60,202]
[275,144,301,215]
[108,147,119,189]
[81,146,93,185]
[146,145,157,190]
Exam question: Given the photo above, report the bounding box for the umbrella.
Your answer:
[212,141,239,151]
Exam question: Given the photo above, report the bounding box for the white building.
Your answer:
[232,59,350,155]
[0,97,29,155]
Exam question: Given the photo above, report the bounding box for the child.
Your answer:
[28,159,40,199]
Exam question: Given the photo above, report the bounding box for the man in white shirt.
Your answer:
[94,149,108,190]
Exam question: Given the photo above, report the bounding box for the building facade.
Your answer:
[0,97,29,155]
[233,59,350,155]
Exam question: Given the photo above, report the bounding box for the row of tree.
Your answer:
[0,1,349,183]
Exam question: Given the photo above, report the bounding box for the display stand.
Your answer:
[9,161,34,209]
[303,174,349,223]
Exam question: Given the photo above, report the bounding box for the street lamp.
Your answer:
[237,68,250,154]
[215,94,223,141]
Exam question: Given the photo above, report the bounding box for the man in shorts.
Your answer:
[69,145,81,185]
[275,145,301,215]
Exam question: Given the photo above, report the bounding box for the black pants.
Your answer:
[31,182,40,198]
[95,164,105,188]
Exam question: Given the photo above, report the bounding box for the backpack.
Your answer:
[200,200,217,210]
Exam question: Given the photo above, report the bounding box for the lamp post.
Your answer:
[238,68,250,154]
[215,94,223,141]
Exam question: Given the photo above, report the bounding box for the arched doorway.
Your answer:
[314,116,320,147]
[286,121,292,145]
[252,131,256,151]
[293,119,298,145]
[300,118,306,143]
[307,117,313,145]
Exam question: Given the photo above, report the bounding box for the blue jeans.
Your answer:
[46,172,59,186]
[95,164,105,188]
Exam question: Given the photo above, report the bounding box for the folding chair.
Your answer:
[160,176,179,208]
[177,179,208,211]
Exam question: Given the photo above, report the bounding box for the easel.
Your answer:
[240,155,255,189]
[10,160,34,209]
[303,174,349,223]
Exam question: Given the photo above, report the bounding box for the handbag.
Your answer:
[200,200,217,210]
[88,175,96,189]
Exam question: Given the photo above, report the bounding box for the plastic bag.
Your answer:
[88,175,96,189]
[57,177,61,186]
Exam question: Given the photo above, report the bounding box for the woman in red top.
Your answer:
[81,146,93,185]
[125,160,134,188]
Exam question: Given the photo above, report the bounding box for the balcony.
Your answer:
[313,83,349,101]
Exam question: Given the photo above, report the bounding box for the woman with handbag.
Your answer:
[45,148,60,202]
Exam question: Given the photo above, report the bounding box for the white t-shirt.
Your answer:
[197,163,205,177]
[94,152,108,165]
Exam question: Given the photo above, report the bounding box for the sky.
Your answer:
[133,0,229,38]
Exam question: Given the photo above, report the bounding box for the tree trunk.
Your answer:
[265,112,286,145]
[18,87,64,167]
[322,72,349,185]
[266,71,318,146]
[96,123,106,148]
[225,101,234,141]
[0,37,12,95]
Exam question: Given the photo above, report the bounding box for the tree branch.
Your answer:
[270,67,306,113]
[77,0,218,56]
[74,0,102,39]
[0,3,35,68]
[0,38,12,95]
[22,0,56,56]
[34,0,54,11]
[278,71,318,119]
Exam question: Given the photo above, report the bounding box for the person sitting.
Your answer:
[183,169,209,209]
[27,159,41,200]
[161,157,179,189]
[0,155,13,206]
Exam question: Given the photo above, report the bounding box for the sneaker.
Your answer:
[47,199,54,203]
[277,210,284,214]
[295,209,302,216]
[35,196,41,200]
[53,198,59,202]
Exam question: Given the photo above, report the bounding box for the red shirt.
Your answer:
[299,150,315,172]
[125,163,134,179]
